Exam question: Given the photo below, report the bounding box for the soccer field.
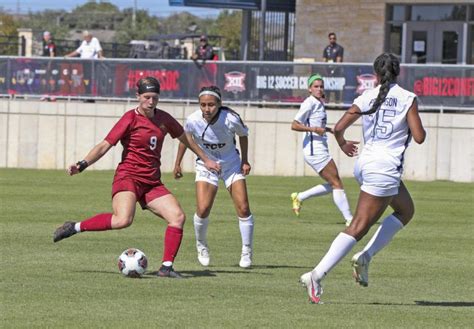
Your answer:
[1,169,473,328]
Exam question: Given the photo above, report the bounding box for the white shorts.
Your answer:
[304,148,332,173]
[354,154,401,197]
[195,160,245,188]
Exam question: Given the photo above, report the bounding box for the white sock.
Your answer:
[298,183,332,201]
[74,222,81,233]
[239,214,254,249]
[332,189,353,221]
[193,213,209,248]
[362,214,404,260]
[162,261,172,267]
[313,232,357,281]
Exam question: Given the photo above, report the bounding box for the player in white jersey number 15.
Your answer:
[300,53,426,304]
[174,86,255,269]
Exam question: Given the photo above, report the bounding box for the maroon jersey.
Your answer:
[105,108,184,185]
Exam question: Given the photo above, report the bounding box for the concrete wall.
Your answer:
[294,0,470,63]
[0,99,472,182]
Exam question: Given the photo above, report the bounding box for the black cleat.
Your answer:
[157,265,183,279]
[53,221,77,243]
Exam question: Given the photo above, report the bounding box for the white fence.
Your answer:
[0,99,472,182]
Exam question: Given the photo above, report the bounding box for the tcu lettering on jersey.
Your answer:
[203,143,226,150]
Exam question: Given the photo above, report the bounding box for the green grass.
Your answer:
[1,168,473,328]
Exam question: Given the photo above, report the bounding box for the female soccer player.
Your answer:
[173,86,254,268]
[53,77,220,279]
[291,74,353,226]
[300,53,426,303]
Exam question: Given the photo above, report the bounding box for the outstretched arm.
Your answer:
[334,105,361,157]
[173,141,188,179]
[65,50,79,58]
[177,132,221,173]
[67,140,112,175]
[291,120,327,136]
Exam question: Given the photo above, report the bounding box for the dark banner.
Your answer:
[0,57,472,109]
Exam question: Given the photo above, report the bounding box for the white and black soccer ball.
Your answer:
[118,248,148,278]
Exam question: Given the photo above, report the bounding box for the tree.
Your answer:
[114,8,161,44]
[209,10,241,59]
[0,13,20,55]
[161,12,207,35]
[65,1,122,30]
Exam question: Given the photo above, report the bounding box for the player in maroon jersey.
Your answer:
[53,77,220,278]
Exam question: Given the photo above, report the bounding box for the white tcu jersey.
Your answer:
[294,95,328,156]
[353,83,416,166]
[185,107,248,165]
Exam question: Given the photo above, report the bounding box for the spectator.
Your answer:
[42,31,56,57]
[322,32,343,63]
[65,30,104,59]
[40,31,57,101]
[191,35,215,68]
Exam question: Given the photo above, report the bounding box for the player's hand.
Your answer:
[313,127,325,136]
[325,127,334,134]
[340,140,360,157]
[173,165,183,179]
[241,161,251,176]
[204,160,221,175]
[66,164,80,176]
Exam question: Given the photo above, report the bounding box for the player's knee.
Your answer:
[169,211,186,228]
[196,206,211,218]
[235,204,251,218]
[344,218,371,241]
[395,205,414,225]
[113,216,133,229]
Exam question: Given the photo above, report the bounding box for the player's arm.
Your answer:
[177,132,221,173]
[406,98,426,144]
[65,50,79,58]
[67,140,113,176]
[291,120,326,136]
[334,105,361,157]
[238,135,251,175]
[173,138,188,179]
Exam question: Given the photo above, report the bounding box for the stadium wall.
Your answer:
[0,99,472,182]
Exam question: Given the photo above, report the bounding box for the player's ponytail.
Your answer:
[361,53,400,115]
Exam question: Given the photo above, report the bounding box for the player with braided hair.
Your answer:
[300,53,426,303]
[174,85,255,268]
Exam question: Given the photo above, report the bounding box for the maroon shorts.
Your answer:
[112,177,171,209]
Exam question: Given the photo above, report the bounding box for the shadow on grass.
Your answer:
[75,269,155,279]
[250,264,309,269]
[148,268,273,278]
[332,301,474,308]
[415,301,474,307]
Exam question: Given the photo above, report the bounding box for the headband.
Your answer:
[307,74,323,88]
[137,83,160,94]
[199,90,221,100]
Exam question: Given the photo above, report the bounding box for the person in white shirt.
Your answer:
[66,30,104,59]
[300,53,426,304]
[290,74,353,226]
[174,86,254,269]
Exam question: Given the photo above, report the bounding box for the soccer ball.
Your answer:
[118,248,148,278]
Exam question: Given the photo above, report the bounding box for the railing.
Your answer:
[0,56,473,111]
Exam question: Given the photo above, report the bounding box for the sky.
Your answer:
[0,0,222,17]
